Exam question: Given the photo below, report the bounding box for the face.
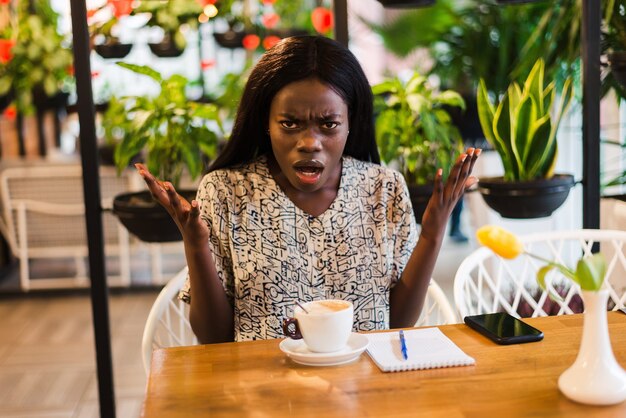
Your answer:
[268,77,349,193]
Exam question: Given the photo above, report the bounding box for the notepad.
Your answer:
[366,328,475,372]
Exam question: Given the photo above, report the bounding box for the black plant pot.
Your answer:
[148,40,185,58]
[496,0,537,3]
[407,183,433,224]
[377,0,435,7]
[94,43,133,59]
[0,90,13,113]
[478,174,575,219]
[33,89,70,111]
[113,190,196,242]
[609,193,626,203]
[608,52,626,92]
[268,28,310,38]
[98,144,142,167]
[214,30,246,49]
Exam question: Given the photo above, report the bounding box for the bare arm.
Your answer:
[390,148,480,328]
[136,164,234,344]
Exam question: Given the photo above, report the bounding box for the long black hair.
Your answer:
[209,35,379,172]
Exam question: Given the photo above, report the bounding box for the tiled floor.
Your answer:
[0,290,157,418]
[0,214,477,418]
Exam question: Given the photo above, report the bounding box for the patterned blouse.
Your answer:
[180,154,418,341]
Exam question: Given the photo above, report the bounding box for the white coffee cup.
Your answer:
[282,299,354,353]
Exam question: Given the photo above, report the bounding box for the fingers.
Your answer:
[431,168,444,206]
[440,147,482,204]
[190,199,201,220]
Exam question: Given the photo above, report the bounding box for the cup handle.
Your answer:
[282,318,302,339]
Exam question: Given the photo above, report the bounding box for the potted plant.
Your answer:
[476,58,575,218]
[372,72,465,223]
[132,0,203,57]
[89,1,135,59]
[604,0,626,95]
[111,63,223,242]
[364,0,555,150]
[0,0,72,115]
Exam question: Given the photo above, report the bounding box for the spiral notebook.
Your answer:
[366,328,475,372]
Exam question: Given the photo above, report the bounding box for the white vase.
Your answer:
[558,289,626,405]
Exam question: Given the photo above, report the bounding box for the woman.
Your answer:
[137,36,480,344]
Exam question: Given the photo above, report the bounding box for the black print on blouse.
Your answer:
[180,155,418,341]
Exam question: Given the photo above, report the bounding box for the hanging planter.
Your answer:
[495,0,542,3]
[0,90,13,114]
[110,63,223,242]
[148,38,185,58]
[478,174,575,219]
[214,29,246,49]
[376,0,435,7]
[94,42,133,59]
[476,59,575,219]
[113,190,196,242]
[32,88,69,111]
[268,28,309,39]
[607,52,626,91]
[407,184,433,224]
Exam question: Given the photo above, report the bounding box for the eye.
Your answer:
[322,121,339,130]
[279,120,299,129]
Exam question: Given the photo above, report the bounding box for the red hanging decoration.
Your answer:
[201,59,216,70]
[0,39,15,64]
[196,0,217,6]
[262,0,277,4]
[3,105,16,120]
[311,7,333,34]
[242,34,260,50]
[263,35,281,50]
[261,12,280,29]
[109,0,133,18]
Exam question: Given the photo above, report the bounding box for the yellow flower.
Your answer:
[475,225,607,293]
[476,225,524,259]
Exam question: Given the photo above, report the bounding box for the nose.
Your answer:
[296,127,322,153]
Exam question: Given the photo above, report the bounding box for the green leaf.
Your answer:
[116,62,163,83]
[524,59,544,108]
[436,90,465,110]
[493,92,518,180]
[525,114,552,179]
[477,80,498,149]
[371,80,399,96]
[512,94,536,178]
[575,253,606,291]
[536,265,564,302]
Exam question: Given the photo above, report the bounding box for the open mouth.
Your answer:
[293,160,324,184]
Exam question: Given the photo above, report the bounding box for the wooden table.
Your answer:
[142,313,626,417]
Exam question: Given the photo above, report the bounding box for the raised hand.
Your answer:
[134,163,209,244]
[420,148,481,241]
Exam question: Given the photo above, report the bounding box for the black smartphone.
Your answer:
[464,312,544,345]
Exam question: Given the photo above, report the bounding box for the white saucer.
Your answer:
[279,333,369,366]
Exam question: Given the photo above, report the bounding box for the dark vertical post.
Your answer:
[36,111,46,156]
[333,0,349,47]
[581,0,601,230]
[16,114,25,156]
[69,1,116,417]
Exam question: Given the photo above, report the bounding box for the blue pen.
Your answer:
[399,330,408,360]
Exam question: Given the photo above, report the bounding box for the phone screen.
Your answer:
[464,312,544,345]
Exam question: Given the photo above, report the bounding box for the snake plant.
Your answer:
[477,59,574,181]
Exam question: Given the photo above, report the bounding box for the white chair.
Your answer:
[142,266,198,375]
[0,164,133,290]
[416,279,458,326]
[454,229,626,319]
